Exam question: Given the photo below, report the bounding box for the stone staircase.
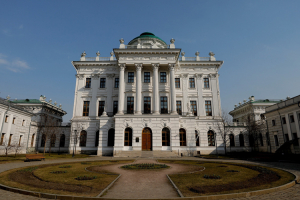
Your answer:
[114,151,180,158]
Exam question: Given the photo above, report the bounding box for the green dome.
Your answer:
[128,32,167,45]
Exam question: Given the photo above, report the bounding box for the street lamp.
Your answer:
[72,130,77,157]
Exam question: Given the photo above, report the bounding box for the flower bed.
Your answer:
[50,171,67,174]
[203,174,221,179]
[75,175,97,180]
[121,163,169,170]
[59,165,71,168]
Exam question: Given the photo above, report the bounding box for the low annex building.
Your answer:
[70,32,225,156]
[264,95,300,154]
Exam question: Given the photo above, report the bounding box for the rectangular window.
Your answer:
[144,97,151,114]
[175,78,180,88]
[0,133,4,145]
[160,96,168,114]
[127,97,134,114]
[83,101,90,116]
[8,134,12,146]
[18,135,22,146]
[5,116,8,123]
[205,101,212,116]
[128,72,134,83]
[274,135,279,146]
[113,101,118,115]
[176,101,182,115]
[282,117,286,124]
[160,72,166,83]
[98,101,105,116]
[12,117,15,124]
[144,72,150,83]
[22,120,25,126]
[272,120,276,126]
[100,78,106,88]
[114,78,119,88]
[189,78,195,88]
[290,115,295,123]
[204,78,209,88]
[190,101,197,116]
[85,78,91,88]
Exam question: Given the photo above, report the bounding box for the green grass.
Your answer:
[0,160,133,197]
[159,160,295,197]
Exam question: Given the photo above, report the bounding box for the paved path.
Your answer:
[0,157,299,199]
[101,159,193,198]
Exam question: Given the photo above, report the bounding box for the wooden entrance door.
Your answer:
[142,128,152,151]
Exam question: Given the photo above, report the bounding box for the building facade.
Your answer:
[228,96,280,153]
[264,95,300,154]
[70,32,224,156]
[0,97,35,154]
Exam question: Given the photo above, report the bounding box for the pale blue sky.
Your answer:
[1,0,299,122]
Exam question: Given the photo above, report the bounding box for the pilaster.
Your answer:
[152,64,160,115]
[135,64,142,115]
[117,64,126,115]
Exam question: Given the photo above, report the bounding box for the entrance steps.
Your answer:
[114,150,180,158]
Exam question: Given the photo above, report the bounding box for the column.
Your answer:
[152,64,160,114]
[90,74,99,117]
[117,64,125,115]
[196,74,205,116]
[211,73,220,116]
[135,64,142,115]
[169,64,177,114]
[106,74,115,115]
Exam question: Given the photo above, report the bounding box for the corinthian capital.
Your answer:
[195,73,203,79]
[152,63,159,71]
[118,64,126,71]
[135,64,143,71]
[107,73,115,79]
[168,64,175,71]
[76,74,84,80]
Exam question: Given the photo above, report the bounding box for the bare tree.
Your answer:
[39,115,60,156]
[214,110,235,155]
[12,142,23,157]
[2,141,14,156]
[242,110,266,152]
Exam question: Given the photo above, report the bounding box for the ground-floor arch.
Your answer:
[142,127,152,151]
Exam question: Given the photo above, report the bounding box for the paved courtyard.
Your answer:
[0,156,299,200]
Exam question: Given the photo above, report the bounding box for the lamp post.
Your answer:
[72,130,77,157]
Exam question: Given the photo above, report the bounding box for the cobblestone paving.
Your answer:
[0,156,299,199]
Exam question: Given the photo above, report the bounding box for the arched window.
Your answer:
[124,128,132,146]
[259,133,264,146]
[95,131,99,147]
[31,134,35,147]
[108,129,115,146]
[60,134,65,147]
[179,128,186,146]
[195,130,200,146]
[41,134,46,147]
[229,134,235,146]
[162,128,170,146]
[80,130,87,147]
[207,130,215,146]
[239,134,244,147]
[50,134,56,147]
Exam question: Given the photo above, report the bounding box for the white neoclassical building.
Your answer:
[70,32,224,156]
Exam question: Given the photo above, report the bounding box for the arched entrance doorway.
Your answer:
[142,127,152,151]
